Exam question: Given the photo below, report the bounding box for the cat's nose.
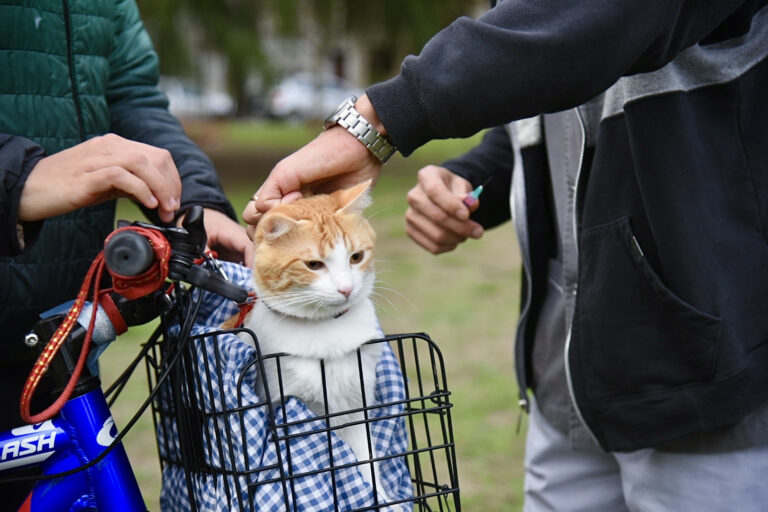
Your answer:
[337,286,352,299]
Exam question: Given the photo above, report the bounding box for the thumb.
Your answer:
[281,190,304,204]
[253,188,281,215]
[449,174,479,216]
[462,191,482,214]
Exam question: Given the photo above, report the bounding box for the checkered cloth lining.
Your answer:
[156,261,412,511]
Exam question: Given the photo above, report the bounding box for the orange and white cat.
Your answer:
[238,181,396,503]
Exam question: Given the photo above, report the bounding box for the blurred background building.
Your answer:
[137,0,488,119]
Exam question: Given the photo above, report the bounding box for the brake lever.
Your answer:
[184,265,249,303]
[114,205,248,302]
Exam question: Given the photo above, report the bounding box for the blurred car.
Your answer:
[266,72,363,121]
[160,76,235,119]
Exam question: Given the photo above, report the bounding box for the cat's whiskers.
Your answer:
[261,289,356,321]
[368,290,398,317]
[365,207,392,221]
[373,281,418,313]
[259,292,317,317]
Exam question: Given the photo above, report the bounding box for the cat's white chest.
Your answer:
[271,345,381,415]
[239,298,382,411]
[244,298,380,359]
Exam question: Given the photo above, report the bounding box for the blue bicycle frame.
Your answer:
[0,387,146,511]
[0,208,259,512]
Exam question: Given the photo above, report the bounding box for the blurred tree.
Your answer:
[136,0,483,114]
[136,0,268,116]
[269,0,481,82]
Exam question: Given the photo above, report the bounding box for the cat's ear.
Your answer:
[335,180,373,214]
[260,213,299,240]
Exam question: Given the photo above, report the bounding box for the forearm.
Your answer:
[367,0,747,155]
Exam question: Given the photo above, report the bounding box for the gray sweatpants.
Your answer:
[524,400,768,512]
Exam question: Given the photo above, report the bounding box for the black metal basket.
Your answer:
[145,303,461,512]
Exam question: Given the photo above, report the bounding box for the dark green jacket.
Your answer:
[0,0,236,357]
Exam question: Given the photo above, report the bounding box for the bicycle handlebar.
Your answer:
[104,230,155,277]
[104,206,249,303]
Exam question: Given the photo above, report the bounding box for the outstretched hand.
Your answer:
[405,165,484,254]
[18,133,181,223]
[242,95,384,237]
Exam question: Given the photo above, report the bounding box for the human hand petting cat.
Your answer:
[243,95,383,238]
[405,165,484,254]
[18,133,181,224]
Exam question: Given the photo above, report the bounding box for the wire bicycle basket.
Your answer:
[145,265,461,512]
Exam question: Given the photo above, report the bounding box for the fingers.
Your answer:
[241,163,304,226]
[407,185,483,238]
[18,134,183,223]
[246,223,257,241]
[405,200,484,254]
[242,127,382,227]
[417,165,473,221]
[242,191,263,227]
[406,220,457,254]
[406,207,462,254]
[102,134,181,222]
[89,165,160,210]
[243,243,255,268]
[199,209,254,265]
[405,165,484,254]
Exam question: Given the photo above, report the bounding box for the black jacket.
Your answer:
[368,0,768,450]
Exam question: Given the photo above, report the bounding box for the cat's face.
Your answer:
[251,182,376,320]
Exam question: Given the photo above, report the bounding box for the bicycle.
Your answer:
[0,207,461,511]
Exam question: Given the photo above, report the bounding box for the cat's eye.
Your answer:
[305,260,324,270]
[350,251,364,264]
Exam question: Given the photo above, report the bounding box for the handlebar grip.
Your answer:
[104,230,155,276]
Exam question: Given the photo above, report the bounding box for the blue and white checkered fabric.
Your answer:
[157,261,412,511]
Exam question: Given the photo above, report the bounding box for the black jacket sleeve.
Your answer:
[442,126,513,230]
[367,0,751,155]
[0,134,45,256]
[106,0,236,225]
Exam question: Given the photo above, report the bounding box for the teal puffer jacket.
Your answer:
[0,0,236,357]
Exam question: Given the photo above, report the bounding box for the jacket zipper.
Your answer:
[563,107,600,445]
[62,0,86,141]
[508,121,532,419]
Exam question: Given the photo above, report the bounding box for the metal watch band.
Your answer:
[323,96,396,163]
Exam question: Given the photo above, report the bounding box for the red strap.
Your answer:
[20,226,171,424]
[108,226,171,300]
[234,292,257,328]
[20,253,105,424]
[193,250,219,265]
[99,290,127,336]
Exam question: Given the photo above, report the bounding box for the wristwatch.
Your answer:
[323,96,396,163]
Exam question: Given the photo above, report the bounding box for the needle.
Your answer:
[462,177,493,208]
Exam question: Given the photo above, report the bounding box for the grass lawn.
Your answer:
[104,119,526,510]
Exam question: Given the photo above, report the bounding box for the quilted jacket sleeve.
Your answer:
[0,134,45,256]
[105,0,236,224]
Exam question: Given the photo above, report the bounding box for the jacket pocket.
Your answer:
[575,217,722,401]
